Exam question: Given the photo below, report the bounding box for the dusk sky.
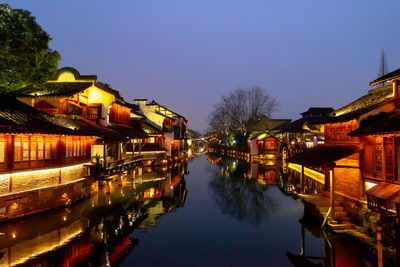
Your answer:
[5,1,400,132]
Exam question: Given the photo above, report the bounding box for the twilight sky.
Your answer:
[5,1,400,132]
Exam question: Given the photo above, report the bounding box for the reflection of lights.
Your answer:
[63,216,67,221]
[108,200,111,205]
[12,233,16,238]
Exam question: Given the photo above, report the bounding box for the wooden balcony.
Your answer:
[85,155,143,179]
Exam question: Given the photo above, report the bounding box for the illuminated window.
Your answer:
[30,138,37,161]
[22,137,29,161]
[38,137,44,160]
[14,138,21,162]
[0,136,5,163]
[45,139,51,159]
[66,136,72,158]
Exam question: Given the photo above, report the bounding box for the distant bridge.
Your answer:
[191,139,207,153]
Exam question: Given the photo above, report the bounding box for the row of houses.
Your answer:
[0,66,188,222]
[209,66,400,227]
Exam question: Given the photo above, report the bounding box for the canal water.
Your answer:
[0,154,377,266]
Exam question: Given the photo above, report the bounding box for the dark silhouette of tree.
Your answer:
[208,86,279,145]
[0,4,60,93]
[208,158,277,225]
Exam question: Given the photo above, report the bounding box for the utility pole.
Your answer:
[378,49,388,86]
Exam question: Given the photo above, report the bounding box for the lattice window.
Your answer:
[38,137,44,160]
[66,136,73,158]
[375,142,383,177]
[22,137,29,161]
[14,138,21,162]
[30,138,37,161]
[385,138,394,179]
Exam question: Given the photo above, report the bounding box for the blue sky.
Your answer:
[5,0,400,132]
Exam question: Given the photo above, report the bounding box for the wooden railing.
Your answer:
[85,155,144,179]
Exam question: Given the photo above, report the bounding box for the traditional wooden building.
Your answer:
[248,117,291,161]
[0,96,97,172]
[287,74,400,226]
[134,99,188,159]
[279,107,334,158]
[0,96,101,222]
[18,67,148,170]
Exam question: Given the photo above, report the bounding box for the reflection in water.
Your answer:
[209,157,277,225]
[0,156,381,266]
[0,163,187,266]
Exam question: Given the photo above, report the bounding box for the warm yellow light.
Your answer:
[365,181,377,191]
[257,133,268,140]
[149,187,154,197]
[288,163,325,184]
[12,233,16,238]
[2,162,89,177]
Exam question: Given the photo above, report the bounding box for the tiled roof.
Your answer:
[300,107,334,115]
[349,111,400,136]
[0,97,77,135]
[131,119,162,134]
[47,115,124,140]
[278,117,328,133]
[21,82,93,97]
[326,84,393,123]
[370,67,400,86]
[287,144,359,167]
[109,124,148,139]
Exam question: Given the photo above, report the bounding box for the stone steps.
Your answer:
[303,192,354,231]
[328,221,354,231]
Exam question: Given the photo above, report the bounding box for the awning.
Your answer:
[48,116,124,140]
[366,182,400,200]
[287,144,359,167]
[110,124,148,139]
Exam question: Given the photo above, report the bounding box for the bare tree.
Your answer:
[208,86,279,144]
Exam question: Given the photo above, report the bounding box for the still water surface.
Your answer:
[0,155,375,266]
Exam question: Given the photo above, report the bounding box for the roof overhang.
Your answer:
[287,144,359,167]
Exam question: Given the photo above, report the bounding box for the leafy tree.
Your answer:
[187,128,202,139]
[208,86,279,145]
[0,4,60,93]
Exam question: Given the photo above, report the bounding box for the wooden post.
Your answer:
[396,203,400,265]
[58,135,66,164]
[7,135,14,171]
[377,225,383,267]
[300,165,304,193]
[330,167,336,222]
[103,141,106,169]
[396,137,400,182]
